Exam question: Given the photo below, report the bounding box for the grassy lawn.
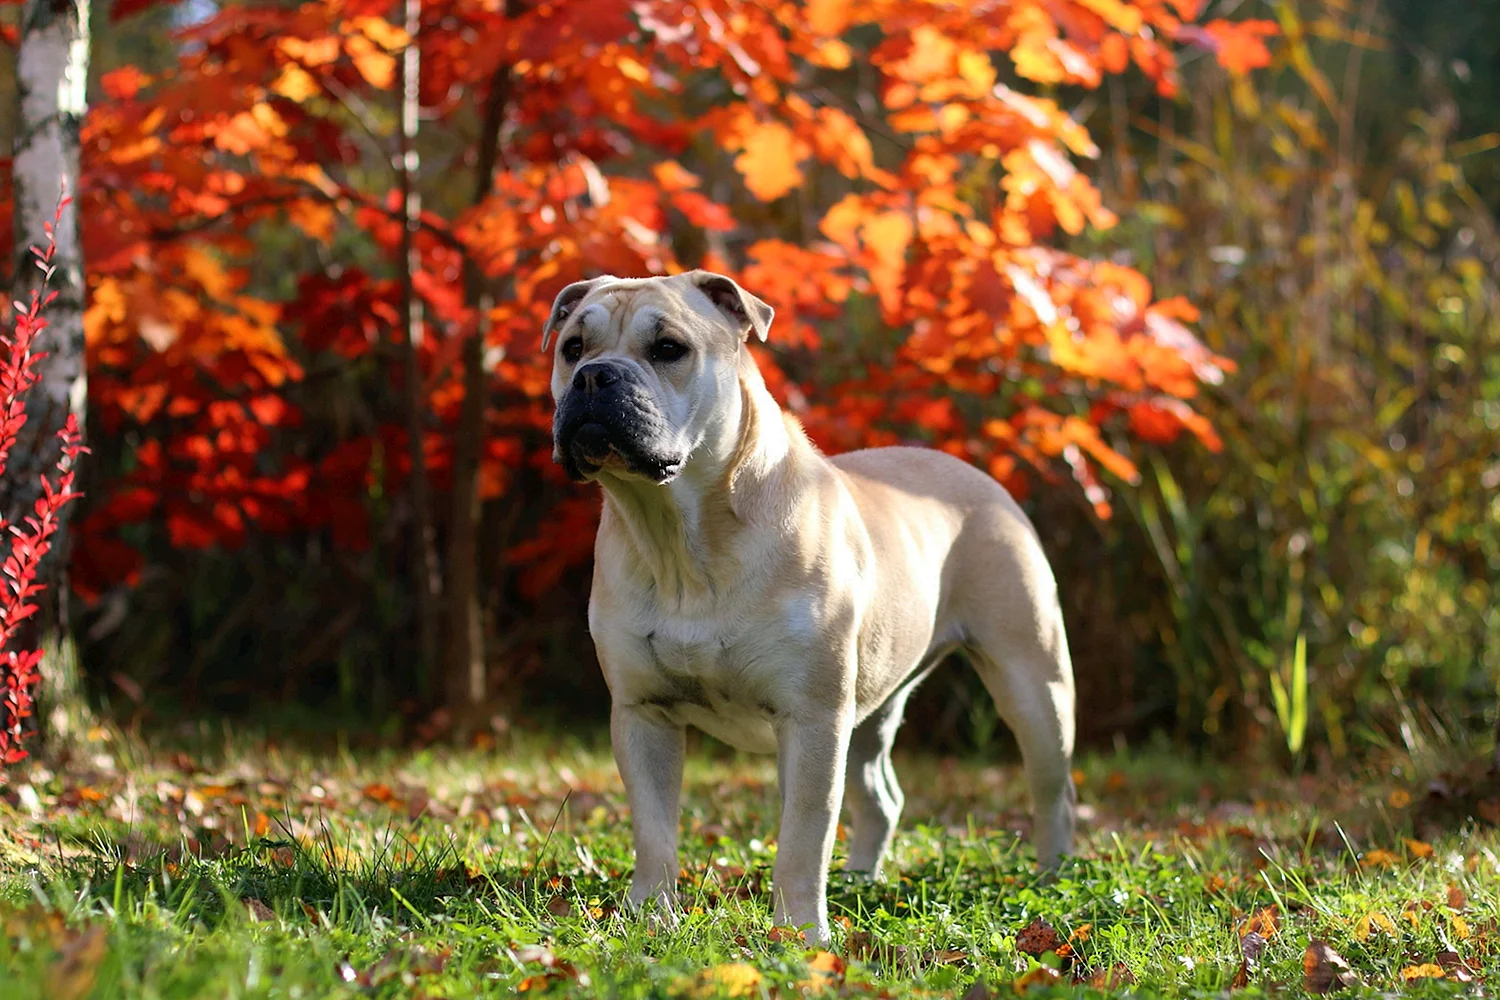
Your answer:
[0,730,1496,998]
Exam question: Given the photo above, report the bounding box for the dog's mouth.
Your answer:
[561,420,684,485]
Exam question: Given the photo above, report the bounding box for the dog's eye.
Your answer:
[561,336,584,363]
[650,338,689,363]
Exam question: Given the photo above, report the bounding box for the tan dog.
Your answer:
[545,271,1076,944]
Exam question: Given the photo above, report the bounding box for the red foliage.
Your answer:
[28,1,1276,604]
[0,195,88,765]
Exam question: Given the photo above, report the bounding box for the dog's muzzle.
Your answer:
[553,361,685,484]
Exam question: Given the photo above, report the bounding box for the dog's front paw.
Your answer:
[626,883,680,931]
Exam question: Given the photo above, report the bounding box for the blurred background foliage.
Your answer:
[1011,0,1500,764]
[4,0,1497,764]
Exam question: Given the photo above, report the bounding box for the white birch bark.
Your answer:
[9,0,89,516]
[9,0,92,750]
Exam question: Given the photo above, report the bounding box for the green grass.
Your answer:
[0,731,1496,998]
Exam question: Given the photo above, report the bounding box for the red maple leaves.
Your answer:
[3,0,1275,599]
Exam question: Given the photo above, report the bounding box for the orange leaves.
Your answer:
[209,104,289,156]
[732,120,807,202]
[1198,19,1279,75]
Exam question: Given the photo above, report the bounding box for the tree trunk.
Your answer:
[442,25,518,739]
[394,0,442,700]
[7,0,94,756]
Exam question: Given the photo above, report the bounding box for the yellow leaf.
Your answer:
[1362,849,1399,868]
[1452,915,1470,940]
[1354,911,1397,941]
[1399,964,1445,983]
[701,963,763,997]
[278,35,341,66]
[733,121,805,201]
[349,15,410,51]
[345,34,396,89]
[272,64,320,103]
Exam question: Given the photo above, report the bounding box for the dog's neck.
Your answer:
[595,350,804,605]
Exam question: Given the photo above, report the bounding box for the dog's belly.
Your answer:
[615,618,796,755]
[655,700,779,754]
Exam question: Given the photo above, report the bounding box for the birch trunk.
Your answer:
[442,48,515,739]
[8,0,93,753]
[394,0,442,699]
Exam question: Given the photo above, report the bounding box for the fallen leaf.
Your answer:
[363,782,398,804]
[1354,911,1396,941]
[1447,884,1467,911]
[796,949,846,991]
[1015,918,1064,956]
[962,981,994,1000]
[1303,941,1358,994]
[1403,838,1434,858]
[1012,966,1062,992]
[1238,905,1280,939]
[1361,849,1399,868]
[1435,951,1476,983]
[1080,964,1135,988]
[1399,964,1446,983]
[1232,931,1268,989]
[545,896,572,918]
[46,925,108,1000]
[242,898,275,922]
[684,963,763,998]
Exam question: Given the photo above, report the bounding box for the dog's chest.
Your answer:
[615,615,801,754]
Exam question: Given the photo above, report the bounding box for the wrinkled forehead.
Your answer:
[574,279,725,342]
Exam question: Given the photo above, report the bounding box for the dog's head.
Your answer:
[545,271,773,484]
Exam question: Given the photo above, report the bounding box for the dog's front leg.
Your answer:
[612,705,686,912]
[772,711,853,945]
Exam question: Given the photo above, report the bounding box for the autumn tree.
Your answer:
[12,0,1271,730]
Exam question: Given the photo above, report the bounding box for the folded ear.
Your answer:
[542,276,615,351]
[688,271,774,343]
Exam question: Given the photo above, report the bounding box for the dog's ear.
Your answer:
[689,271,774,343]
[542,276,614,351]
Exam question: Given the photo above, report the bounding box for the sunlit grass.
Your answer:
[0,732,1494,997]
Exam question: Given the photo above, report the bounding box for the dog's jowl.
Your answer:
[546,271,1077,945]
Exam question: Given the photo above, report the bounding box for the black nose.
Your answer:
[572,362,622,394]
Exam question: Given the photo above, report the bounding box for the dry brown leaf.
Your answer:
[545,895,572,918]
[1303,941,1358,994]
[242,897,275,922]
[46,925,108,1000]
[1447,884,1468,912]
[1435,951,1477,983]
[1080,963,1135,989]
[1015,918,1064,956]
[1012,966,1062,992]
[1238,905,1280,939]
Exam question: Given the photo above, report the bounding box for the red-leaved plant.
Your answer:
[0,192,88,765]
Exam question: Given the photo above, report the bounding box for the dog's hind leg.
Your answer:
[842,662,941,875]
[965,615,1077,867]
